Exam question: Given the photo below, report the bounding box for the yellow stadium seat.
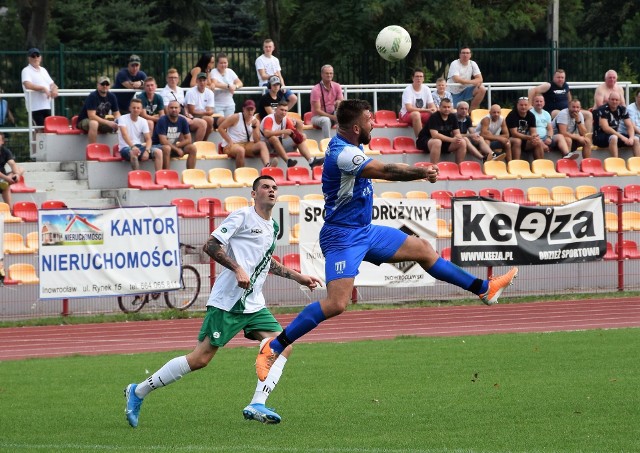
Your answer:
[234,167,260,187]
[406,191,429,199]
[605,212,618,232]
[305,139,324,157]
[380,191,403,199]
[500,108,512,118]
[8,263,39,284]
[508,160,541,179]
[628,156,640,173]
[319,138,331,152]
[3,233,35,254]
[470,108,489,126]
[622,211,640,231]
[182,169,219,188]
[224,196,249,212]
[362,144,380,155]
[193,141,227,160]
[26,231,39,252]
[484,161,518,180]
[0,202,22,223]
[289,223,300,244]
[531,159,566,178]
[303,193,325,201]
[208,168,242,188]
[527,187,563,206]
[604,157,637,176]
[277,194,301,215]
[551,186,577,204]
[575,185,598,200]
[436,219,451,238]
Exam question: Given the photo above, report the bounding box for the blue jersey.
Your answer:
[322,134,373,228]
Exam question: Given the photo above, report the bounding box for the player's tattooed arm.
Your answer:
[203,236,240,271]
[383,163,438,182]
[269,258,294,279]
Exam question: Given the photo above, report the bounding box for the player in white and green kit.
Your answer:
[124,175,322,427]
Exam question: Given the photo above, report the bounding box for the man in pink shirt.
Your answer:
[310,65,343,138]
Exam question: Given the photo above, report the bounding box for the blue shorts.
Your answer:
[119,144,162,161]
[451,86,476,107]
[320,224,408,283]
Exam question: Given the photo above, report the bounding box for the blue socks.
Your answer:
[270,301,326,354]
[427,257,488,295]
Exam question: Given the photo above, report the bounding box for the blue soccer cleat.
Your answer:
[242,403,282,424]
[124,383,144,428]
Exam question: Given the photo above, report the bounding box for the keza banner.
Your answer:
[299,198,438,287]
[451,194,606,266]
[38,206,181,299]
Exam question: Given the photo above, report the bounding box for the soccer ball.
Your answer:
[376,25,412,62]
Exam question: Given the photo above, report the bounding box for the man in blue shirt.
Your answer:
[113,54,147,114]
[152,100,196,169]
[76,76,120,144]
[255,99,518,382]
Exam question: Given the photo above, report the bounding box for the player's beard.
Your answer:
[359,128,371,145]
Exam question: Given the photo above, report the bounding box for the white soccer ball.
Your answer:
[376,25,412,62]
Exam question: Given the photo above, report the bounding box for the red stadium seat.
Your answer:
[440,247,451,261]
[44,115,82,135]
[454,189,477,198]
[621,240,640,259]
[86,143,122,162]
[603,242,617,260]
[13,201,38,222]
[261,166,295,186]
[556,158,588,177]
[9,175,36,193]
[287,166,317,185]
[581,158,615,177]
[197,197,230,217]
[599,185,631,203]
[312,165,323,181]
[436,162,465,180]
[282,253,301,273]
[155,170,193,189]
[373,110,409,128]
[171,198,207,218]
[431,190,453,209]
[369,137,394,153]
[128,170,164,190]
[624,184,640,202]
[41,200,67,210]
[392,136,421,154]
[459,161,494,180]
[502,187,537,206]
[479,188,502,200]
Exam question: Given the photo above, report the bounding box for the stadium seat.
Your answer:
[581,158,615,177]
[305,139,324,157]
[194,141,227,160]
[500,108,512,118]
[431,190,453,209]
[502,187,537,206]
[454,189,477,198]
[0,202,22,223]
[312,165,323,181]
[556,158,588,177]
[303,111,319,129]
[234,167,260,187]
[205,168,237,188]
[197,197,230,217]
[600,185,628,203]
[374,110,408,127]
[604,157,637,176]
[171,198,207,218]
[508,160,540,179]
[8,263,40,284]
[603,242,617,260]
[623,184,640,202]
[277,194,301,215]
[369,137,394,153]
[287,166,317,185]
[26,231,39,252]
[362,143,380,155]
[527,187,562,206]
[531,159,566,178]
[605,212,620,232]
[10,175,36,193]
[261,166,295,186]
[41,200,67,209]
[271,254,281,264]
[551,186,577,204]
[380,191,403,199]
[479,188,502,200]
[282,253,301,273]
[470,109,489,126]
[459,161,494,180]
[405,190,429,200]
[44,115,82,135]
[319,138,331,152]
[289,223,300,244]
[440,247,451,261]
[437,162,465,180]
[621,240,640,259]
[436,218,451,238]
[303,193,325,201]
[3,233,35,254]
[13,201,38,222]
[128,170,164,190]
[575,185,598,200]
[622,211,640,231]
[224,196,249,212]
[627,156,640,174]
[155,170,193,189]
[86,143,122,162]
[392,136,421,154]
[484,160,518,179]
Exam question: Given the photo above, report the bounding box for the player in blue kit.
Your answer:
[256,99,518,381]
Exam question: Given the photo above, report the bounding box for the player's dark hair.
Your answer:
[252,175,276,191]
[336,99,371,129]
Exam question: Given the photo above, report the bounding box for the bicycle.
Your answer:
[118,243,202,313]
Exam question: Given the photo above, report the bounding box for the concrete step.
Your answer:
[63,198,117,209]
[28,179,90,191]
[23,170,77,181]
[45,189,104,200]
[20,161,63,172]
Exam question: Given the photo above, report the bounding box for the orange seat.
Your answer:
[392,136,421,154]
[171,198,207,218]
[194,141,227,160]
[26,231,39,252]
[369,137,394,153]
[531,159,566,178]
[156,170,193,189]
[282,253,301,273]
[13,201,38,222]
[551,186,577,204]
[287,166,316,185]
[604,157,637,176]
[3,233,35,254]
[627,156,640,174]
[556,158,588,177]
[459,161,493,180]
[581,158,615,177]
[289,223,300,244]
[436,218,451,238]
[234,167,260,187]
[224,196,249,212]
[277,194,301,215]
[622,211,640,231]
[380,191,403,199]
[436,162,465,180]
[484,161,518,180]
[527,187,563,206]
[128,170,164,190]
[605,212,619,232]
[261,166,295,186]
[470,109,489,126]
[479,188,502,200]
[303,193,325,201]
[197,197,230,217]
[431,190,453,209]
[8,263,40,284]
[405,190,429,200]
[0,202,22,223]
[319,138,331,152]
[508,160,540,179]
[86,143,122,162]
[44,115,82,135]
[502,188,537,206]
[575,185,598,200]
[41,200,67,209]
[305,139,324,157]
[206,168,239,188]
[10,175,36,193]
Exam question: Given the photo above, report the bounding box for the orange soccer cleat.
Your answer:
[479,267,518,305]
[256,338,279,381]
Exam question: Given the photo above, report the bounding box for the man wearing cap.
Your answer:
[21,48,58,126]
[255,38,297,110]
[217,99,272,169]
[257,76,286,121]
[114,55,147,114]
[152,100,197,170]
[76,75,121,144]
[184,72,216,140]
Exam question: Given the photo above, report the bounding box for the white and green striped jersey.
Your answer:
[207,206,279,313]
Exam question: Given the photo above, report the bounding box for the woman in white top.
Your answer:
[210,52,243,117]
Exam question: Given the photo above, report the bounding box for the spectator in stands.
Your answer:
[416,98,466,164]
[594,69,626,109]
[310,65,343,139]
[184,73,216,140]
[455,101,501,161]
[114,55,147,114]
[261,100,324,169]
[619,89,640,136]
[431,77,452,108]
[255,39,297,110]
[117,98,162,172]
[160,69,207,142]
[479,104,512,161]
[530,95,571,157]
[136,77,165,134]
[76,76,121,144]
[210,52,243,117]
[399,69,436,137]
[152,100,196,170]
[0,87,16,127]
[446,46,486,111]
[0,132,23,206]
[257,76,285,120]
[552,98,592,159]
[181,53,215,88]
[592,92,640,158]
[218,99,272,169]
[506,97,543,160]
[21,48,58,126]
[528,69,593,131]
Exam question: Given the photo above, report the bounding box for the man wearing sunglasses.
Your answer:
[76,76,121,144]
[21,48,58,126]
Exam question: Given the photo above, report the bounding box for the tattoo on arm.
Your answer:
[203,237,239,271]
[383,163,428,181]
[269,258,293,279]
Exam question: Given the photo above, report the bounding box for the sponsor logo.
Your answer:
[335,260,346,274]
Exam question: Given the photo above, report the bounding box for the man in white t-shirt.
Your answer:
[446,46,486,111]
[184,72,217,140]
[117,98,162,171]
[399,70,436,137]
[255,39,297,110]
[21,48,58,126]
[552,98,592,158]
[124,175,321,428]
[160,68,207,142]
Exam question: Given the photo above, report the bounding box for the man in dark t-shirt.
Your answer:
[506,97,543,160]
[592,92,640,157]
[77,76,121,144]
[257,76,285,120]
[416,98,466,163]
